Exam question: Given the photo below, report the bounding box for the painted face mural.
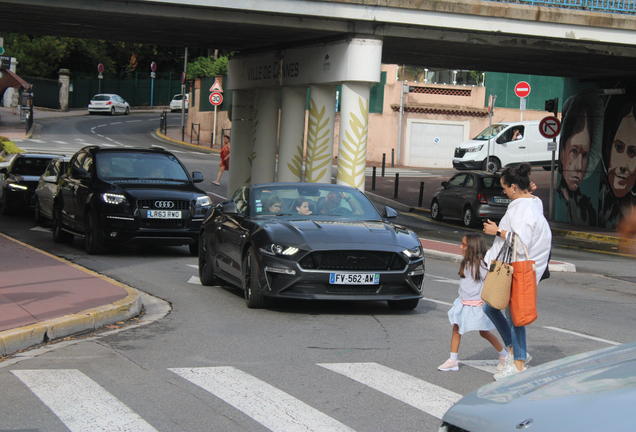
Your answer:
[562,115,591,192]
[607,107,636,198]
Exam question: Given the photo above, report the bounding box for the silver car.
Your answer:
[88,93,130,115]
[34,155,70,224]
[440,342,636,432]
[169,94,189,112]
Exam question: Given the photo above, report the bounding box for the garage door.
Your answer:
[407,121,465,168]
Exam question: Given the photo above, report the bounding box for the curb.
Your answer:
[0,235,143,357]
[154,129,218,154]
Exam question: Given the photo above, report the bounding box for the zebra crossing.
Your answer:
[10,361,477,432]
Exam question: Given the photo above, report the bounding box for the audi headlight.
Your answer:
[465,145,484,153]
[102,193,128,205]
[8,184,28,191]
[401,246,424,260]
[196,195,212,207]
[260,244,299,256]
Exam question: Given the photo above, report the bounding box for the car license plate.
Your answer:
[494,197,511,204]
[329,273,380,285]
[147,210,181,219]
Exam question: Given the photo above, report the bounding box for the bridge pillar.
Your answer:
[278,86,307,183]
[337,82,370,191]
[306,84,336,184]
[251,88,280,184]
[227,90,255,195]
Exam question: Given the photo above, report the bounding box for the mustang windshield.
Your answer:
[250,185,381,220]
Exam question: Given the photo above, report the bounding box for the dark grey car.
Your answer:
[430,172,509,227]
[440,342,636,432]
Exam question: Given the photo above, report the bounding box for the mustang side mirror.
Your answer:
[191,171,204,183]
[383,206,398,219]
[222,202,239,215]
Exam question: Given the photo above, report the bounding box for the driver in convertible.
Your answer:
[319,191,363,215]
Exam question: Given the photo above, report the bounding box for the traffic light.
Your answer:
[545,98,559,117]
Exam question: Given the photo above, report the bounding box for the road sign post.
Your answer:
[486,95,497,172]
[210,80,223,147]
[97,63,104,94]
[539,115,562,221]
[515,81,530,121]
[150,62,157,109]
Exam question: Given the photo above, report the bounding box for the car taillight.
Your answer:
[106,101,112,105]
[478,193,487,204]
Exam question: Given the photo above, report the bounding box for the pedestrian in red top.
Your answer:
[213,135,230,186]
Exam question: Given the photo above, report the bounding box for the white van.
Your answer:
[452,121,558,172]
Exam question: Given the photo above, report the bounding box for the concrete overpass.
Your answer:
[1,0,635,80]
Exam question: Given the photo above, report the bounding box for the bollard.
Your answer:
[394,173,399,198]
[372,167,376,190]
[418,181,425,208]
[382,153,386,177]
[391,149,395,167]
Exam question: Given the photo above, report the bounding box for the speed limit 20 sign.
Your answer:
[209,93,223,106]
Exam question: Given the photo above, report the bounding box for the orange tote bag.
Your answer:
[510,234,538,327]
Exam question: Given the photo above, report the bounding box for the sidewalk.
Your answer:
[0,106,628,358]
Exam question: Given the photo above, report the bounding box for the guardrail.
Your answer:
[190,123,200,145]
[490,0,635,14]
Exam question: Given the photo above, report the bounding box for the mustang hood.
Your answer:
[262,219,418,250]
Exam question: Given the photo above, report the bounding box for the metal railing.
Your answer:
[489,0,635,14]
[159,110,168,135]
[190,123,200,145]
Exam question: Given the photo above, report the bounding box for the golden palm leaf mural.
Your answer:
[338,97,369,189]
[306,99,331,183]
[245,113,258,184]
[286,139,304,181]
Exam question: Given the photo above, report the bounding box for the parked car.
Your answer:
[0,153,61,215]
[430,171,509,228]
[198,183,425,309]
[169,94,189,112]
[440,341,636,432]
[88,94,130,115]
[34,155,71,223]
[52,146,211,255]
[453,121,558,172]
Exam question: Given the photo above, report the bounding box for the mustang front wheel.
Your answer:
[243,246,266,309]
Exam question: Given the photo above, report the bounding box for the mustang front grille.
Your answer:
[299,251,406,271]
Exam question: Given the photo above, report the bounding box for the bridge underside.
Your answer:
[1,0,635,80]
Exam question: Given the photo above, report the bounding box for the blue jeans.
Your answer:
[483,303,527,361]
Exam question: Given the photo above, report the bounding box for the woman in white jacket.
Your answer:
[482,163,552,380]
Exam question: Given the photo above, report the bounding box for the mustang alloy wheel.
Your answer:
[243,246,266,309]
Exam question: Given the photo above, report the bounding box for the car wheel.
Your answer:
[482,158,501,173]
[85,210,107,255]
[430,200,443,221]
[463,206,477,228]
[198,234,220,286]
[188,241,198,257]
[243,246,266,309]
[387,299,419,310]
[110,107,115,116]
[52,205,73,244]
[34,197,44,224]
[124,106,130,115]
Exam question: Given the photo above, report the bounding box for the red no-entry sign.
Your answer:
[514,81,531,98]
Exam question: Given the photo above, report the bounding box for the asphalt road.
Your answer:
[1,113,635,432]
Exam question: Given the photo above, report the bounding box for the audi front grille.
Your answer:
[137,199,191,210]
[299,251,407,271]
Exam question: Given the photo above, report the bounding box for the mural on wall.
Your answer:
[556,86,636,229]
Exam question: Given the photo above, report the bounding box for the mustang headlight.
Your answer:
[102,193,128,205]
[8,184,28,191]
[261,244,299,256]
[465,145,484,153]
[401,246,424,260]
[196,195,212,207]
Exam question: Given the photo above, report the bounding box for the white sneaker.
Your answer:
[438,359,459,371]
[496,354,509,371]
[494,363,526,381]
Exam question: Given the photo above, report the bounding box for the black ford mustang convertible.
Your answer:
[198,183,425,309]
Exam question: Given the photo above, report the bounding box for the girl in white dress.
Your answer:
[438,233,508,372]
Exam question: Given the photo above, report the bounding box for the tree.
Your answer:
[187,55,230,79]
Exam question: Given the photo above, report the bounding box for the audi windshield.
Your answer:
[96,152,190,181]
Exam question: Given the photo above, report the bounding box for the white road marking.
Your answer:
[459,360,499,374]
[188,276,201,285]
[543,326,620,345]
[97,124,107,127]
[111,122,121,125]
[11,369,159,432]
[318,362,462,419]
[170,366,356,432]
[420,297,453,306]
[27,139,46,143]
[30,226,51,233]
[52,140,68,144]
[186,264,198,269]
[126,120,142,123]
